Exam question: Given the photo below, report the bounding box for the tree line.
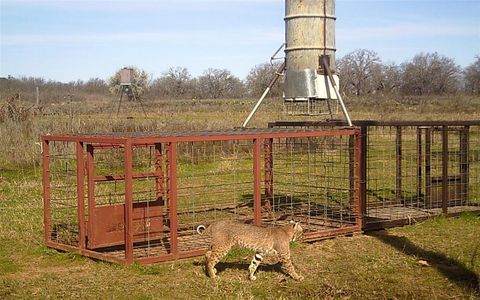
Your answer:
[2,50,479,103]
[337,50,479,96]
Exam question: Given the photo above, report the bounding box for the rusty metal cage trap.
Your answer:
[42,128,362,265]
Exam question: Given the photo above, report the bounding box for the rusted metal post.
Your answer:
[253,138,262,225]
[124,140,134,264]
[355,129,365,229]
[154,143,165,241]
[76,142,86,250]
[425,128,432,207]
[396,126,402,203]
[442,126,449,214]
[349,135,355,207]
[42,139,51,244]
[416,128,423,199]
[167,142,178,255]
[155,143,164,202]
[360,126,368,218]
[86,144,95,245]
[264,138,273,218]
[460,126,469,204]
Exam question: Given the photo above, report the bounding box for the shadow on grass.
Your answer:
[368,230,479,292]
[193,260,284,277]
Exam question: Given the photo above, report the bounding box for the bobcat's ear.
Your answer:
[293,222,300,230]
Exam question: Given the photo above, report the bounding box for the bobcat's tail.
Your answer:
[196,225,207,235]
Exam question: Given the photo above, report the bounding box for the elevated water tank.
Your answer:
[284,0,338,101]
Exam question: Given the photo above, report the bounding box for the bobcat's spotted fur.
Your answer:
[198,220,304,281]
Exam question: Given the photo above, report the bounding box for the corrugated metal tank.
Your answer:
[284,0,337,100]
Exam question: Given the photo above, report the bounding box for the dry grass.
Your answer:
[1,95,480,299]
[1,95,479,169]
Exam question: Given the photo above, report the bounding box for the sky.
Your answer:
[1,0,479,83]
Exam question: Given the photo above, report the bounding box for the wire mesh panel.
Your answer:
[266,134,360,239]
[426,127,469,210]
[470,126,480,204]
[365,126,435,223]
[127,144,168,260]
[284,99,338,117]
[175,140,255,253]
[269,121,480,230]
[46,141,80,247]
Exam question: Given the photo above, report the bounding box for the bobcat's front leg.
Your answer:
[278,253,304,281]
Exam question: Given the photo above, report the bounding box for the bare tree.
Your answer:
[464,55,480,95]
[400,52,460,95]
[196,68,245,99]
[109,67,150,101]
[378,63,402,95]
[151,67,195,99]
[245,62,284,98]
[84,78,108,94]
[337,49,382,96]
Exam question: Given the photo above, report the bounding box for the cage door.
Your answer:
[425,127,469,209]
[86,144,165,249]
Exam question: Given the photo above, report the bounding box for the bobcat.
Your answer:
[197,220,304,281]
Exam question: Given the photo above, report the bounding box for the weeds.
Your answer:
[0,94,36,124]
[1,96,479,169]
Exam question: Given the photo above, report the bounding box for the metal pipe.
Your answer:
[264,138,274,216]
[76,142,86,250]
[86,144,95,246]
[396,126,402,202]
[442,126,448,214]
[253,138,262,225]
[330,89,353,127]
[360,126,368,219]
[354,129,364,228]
[322,57,353,126]
[124,139,134,264]
[167,142,179,255]
[242,62,286,128]
[42,139,51,244]
[270,43,286,64]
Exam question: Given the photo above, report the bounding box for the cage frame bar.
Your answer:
[167,141,179,256]
[460,126,470,204]
[253,138,262,225]
[42,139,51,244]
[124,139,134,264]
[441,126,449,215]
[76,141,86,250]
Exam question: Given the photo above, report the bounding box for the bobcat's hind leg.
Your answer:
[206,245,232,279]
[248,252,264,281]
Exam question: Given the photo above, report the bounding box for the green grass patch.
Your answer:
[131,263,167,275]
[224,247,254,261]
[0,257,21,275]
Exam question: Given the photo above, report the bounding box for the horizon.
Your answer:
[1,0,479,83]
